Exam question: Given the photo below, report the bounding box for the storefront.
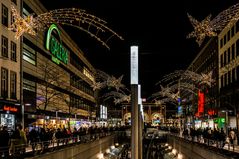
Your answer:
[214,117,225,129]
[0,104,21,130]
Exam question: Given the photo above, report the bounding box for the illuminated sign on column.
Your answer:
[46,24,69,65]
[198,90,205,115]
[131,46,138,84]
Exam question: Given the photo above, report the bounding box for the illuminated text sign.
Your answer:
[4,106,18,112]
[46,24,69,65]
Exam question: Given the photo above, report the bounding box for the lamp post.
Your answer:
[130,46,140,159]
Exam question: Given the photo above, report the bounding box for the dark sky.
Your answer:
[41,0,238,98]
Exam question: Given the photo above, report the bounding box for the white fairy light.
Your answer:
[103,91,131,104]
[187,14,216,46]
[187,3,239,46]
[157,70,215,88]
[106,75,125,91]
[9,5,123,49]
[91,81,105,91]
[93,70,125,91]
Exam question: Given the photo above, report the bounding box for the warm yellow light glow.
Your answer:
[177,153,183,159]
[110,145,115,149]
[172,149,177,155]
[97,152,104,159]
[105,148,110,154]
[9,5,123,49]
[187,3,239,46]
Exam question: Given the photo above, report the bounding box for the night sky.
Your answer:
[41,0,238,99]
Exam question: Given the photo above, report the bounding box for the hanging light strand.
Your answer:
[9,5,123,49]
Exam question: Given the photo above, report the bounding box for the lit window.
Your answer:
[23,43,36,65]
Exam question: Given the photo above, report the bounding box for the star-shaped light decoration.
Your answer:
[103,91,131,104]
[159,85,172,97]
[106,75,125,91]
[9,5,36,39]
[200,71,215,87]
[91,81,105,91]
[187,14,217,46]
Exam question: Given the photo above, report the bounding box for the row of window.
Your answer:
[0,67,17,99]
[1,35,17,61]
[220,40,239,68]
[22,40,94,97]
[70,74,94,96]
[23,78,36,92]
[220,66,239,88]
[70,96,93,111]
[23,43,36,65]
[220,20,239,48]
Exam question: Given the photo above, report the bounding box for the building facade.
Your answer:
[0,0,97,130]
[184,37,219,128]
[218,19,239,130]
[0,0,21,130]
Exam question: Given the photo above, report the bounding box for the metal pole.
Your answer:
[138,104,143,159]
[131,84,138,159]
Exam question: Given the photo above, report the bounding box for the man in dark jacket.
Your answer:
[0,126,10,157]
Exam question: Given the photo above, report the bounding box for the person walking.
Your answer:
[18,125,27,154]
[229,129,237,151]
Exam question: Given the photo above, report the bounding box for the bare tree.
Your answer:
[36,59,67,127]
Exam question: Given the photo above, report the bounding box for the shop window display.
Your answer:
[1,114,15,130]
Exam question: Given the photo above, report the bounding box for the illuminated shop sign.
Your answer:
[198,90,205,115]
[3,106,18,112]
[46,24,69,65]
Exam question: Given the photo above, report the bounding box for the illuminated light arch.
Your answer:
[9,5,123,49]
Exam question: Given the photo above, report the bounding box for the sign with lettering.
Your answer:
[3,106,18,112]
[46,24,69,65]
[130,46,138,84]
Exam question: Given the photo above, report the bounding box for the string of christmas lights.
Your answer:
[187,3,239,46]
[9,5,123,49]
[157,70,215,88]
[91,70,125,91]
[103,91,131,104]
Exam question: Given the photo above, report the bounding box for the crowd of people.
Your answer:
[0,124,130,158]
[165,126,238,151]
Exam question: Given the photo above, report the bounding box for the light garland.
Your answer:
[187,3,239,46]
[9,5,123,49]
[103,91,131,104]
[92,70,125,91]
[157,70,215,88]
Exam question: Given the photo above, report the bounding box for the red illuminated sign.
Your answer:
[208,109,217,116]
[197,91,205,116]
[3,106,18,112]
